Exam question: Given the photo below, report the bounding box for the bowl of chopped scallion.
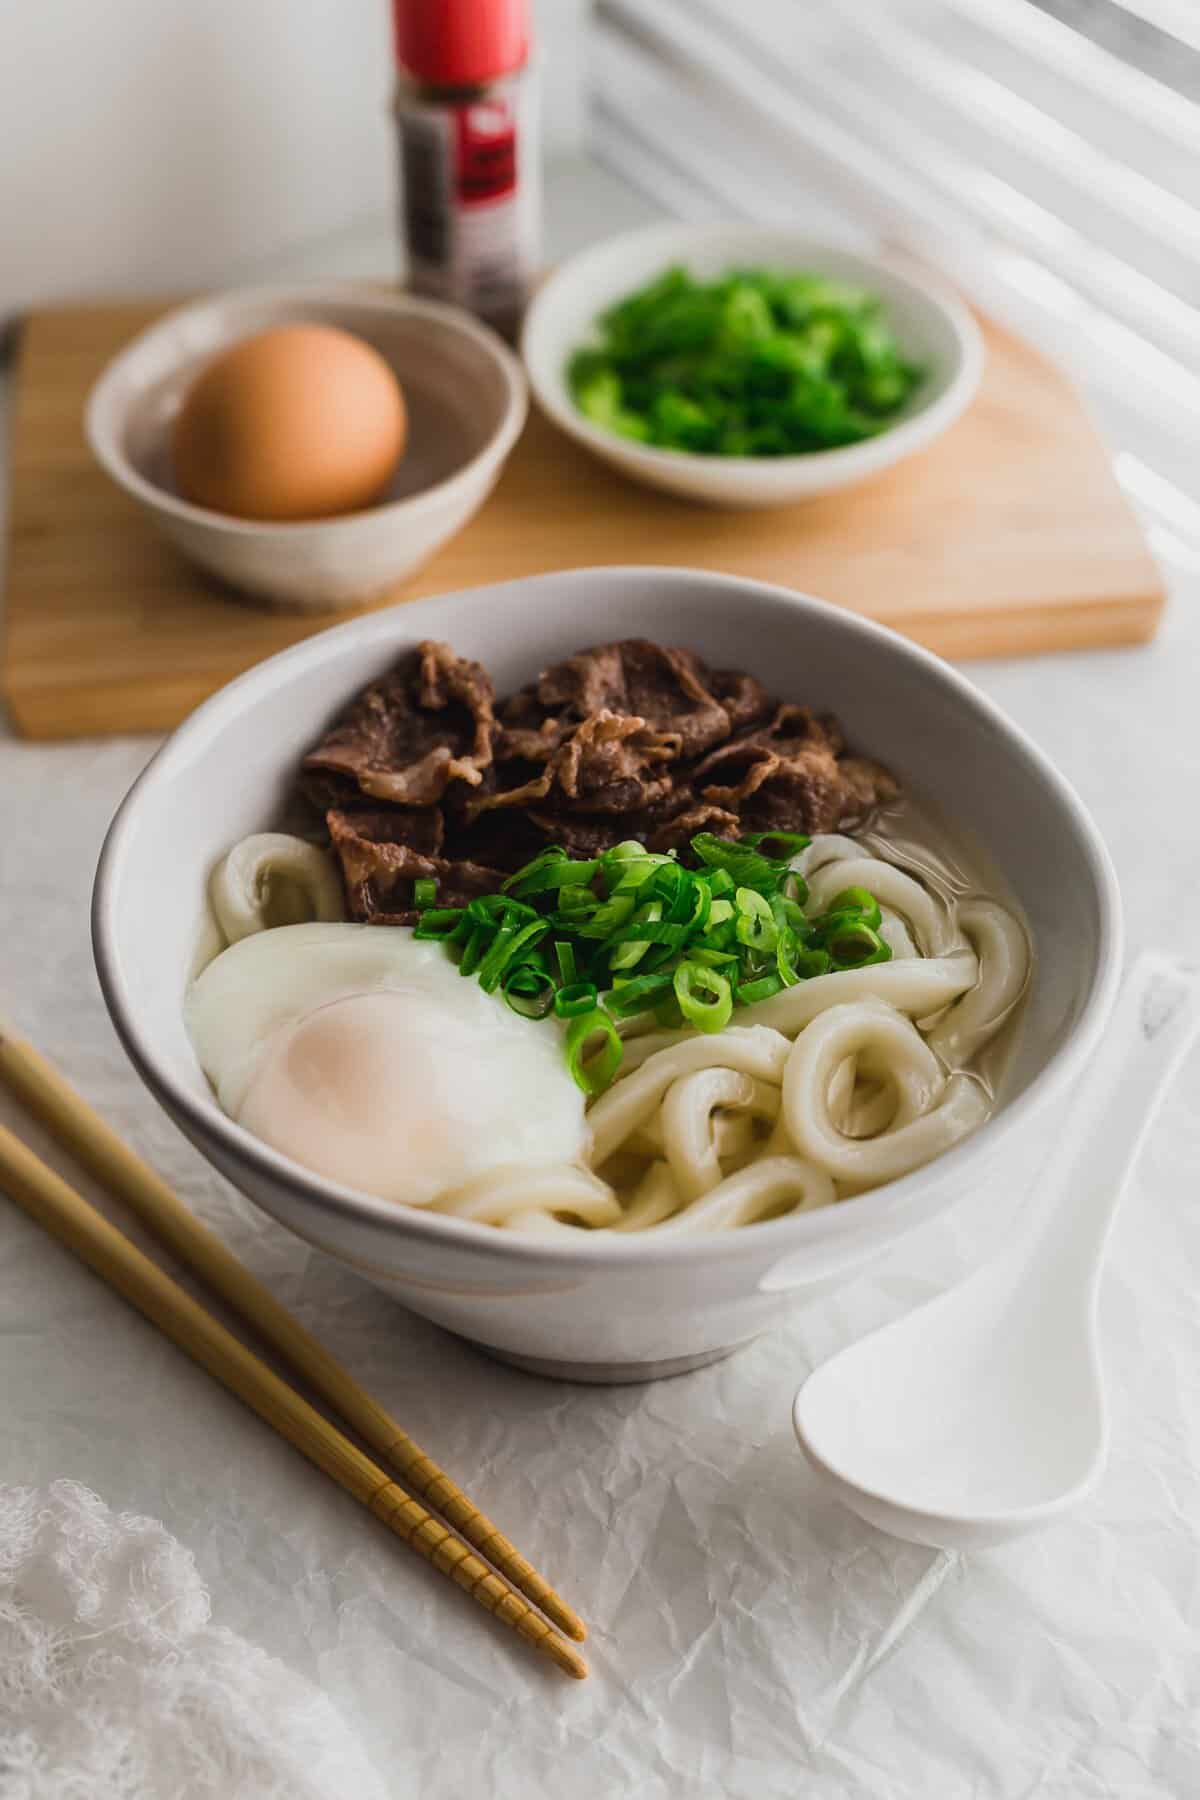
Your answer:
[522,224,984,507]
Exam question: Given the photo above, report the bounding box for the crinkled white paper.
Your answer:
[4,596,1200,1798]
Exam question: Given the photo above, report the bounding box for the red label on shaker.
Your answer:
[395,71,539,333]
[454,100,517,204]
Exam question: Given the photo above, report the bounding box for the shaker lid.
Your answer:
[392,0,530,87]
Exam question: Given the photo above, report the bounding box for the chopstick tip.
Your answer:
[546,1601,587,1642]
[544,1635,589,1680]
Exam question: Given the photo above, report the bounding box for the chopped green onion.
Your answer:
[607,854,662,895]
[554,980,599,1019]
[502,961,555,1019]
[550,886,601,926]
[577,892,636,940]
[683,879,712,933]
[504,851,600,899]
[477,918,549,993]
[412,907,466,940]
[565,1008,624,1095]
[604,839,663,874]
[690,834,779,895]
[771,894,808,934]
[734,886,778,952]
[475,926,515,991]
[737,830,811,861]
[568,266,922,457]
[602,919,690,950]
[465,893,540,932]
[687,945,739,969]
[606,971,674,1016]
[794,945,833,980]
[458,922,490,977]
[650,862,692,919]
[673,959,733,1033]
[516,926,548,961]
[782,870,810,907]
[422,833,888,1093]
[823,919,892,969]
[775,932,801,988]
[823,886,883,931]
[609,900,662,971]
[500,847,565,892]
[736,973,784,1005]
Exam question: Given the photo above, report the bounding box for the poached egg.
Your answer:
[185,922,587,1205]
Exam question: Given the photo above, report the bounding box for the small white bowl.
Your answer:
[93,567,1120,1383]
[86,286,528,612]
[521,224,984,508]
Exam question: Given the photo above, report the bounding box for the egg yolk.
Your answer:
[237,988,582,1205]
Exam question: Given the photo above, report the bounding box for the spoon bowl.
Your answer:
[793,953,1200,1549]
[794,1260,1107,1549]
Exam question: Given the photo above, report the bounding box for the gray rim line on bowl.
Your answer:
[521,227,986,472]
[91,567,1123,1268]
[85,284,529,538]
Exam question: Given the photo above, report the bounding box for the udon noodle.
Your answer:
[419,822,1031,1237]
[191,631,1034,1240]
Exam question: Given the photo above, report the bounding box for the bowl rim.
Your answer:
[520,223,985,478]
[92,566,1123,1270]
[84,283,529,538]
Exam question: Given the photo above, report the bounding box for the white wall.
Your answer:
[0,1,587,315]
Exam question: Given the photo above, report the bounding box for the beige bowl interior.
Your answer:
[108,292,512,520]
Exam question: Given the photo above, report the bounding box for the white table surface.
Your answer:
[4,161,1200,1799]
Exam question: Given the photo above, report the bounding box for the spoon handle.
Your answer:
[1032,952,1200,1278]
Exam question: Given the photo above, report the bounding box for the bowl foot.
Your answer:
[459,1336,757,1385]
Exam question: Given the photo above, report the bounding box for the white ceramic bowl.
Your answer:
[86,285,527,612]
[93,569,1120,1382]
[522,224,984,508]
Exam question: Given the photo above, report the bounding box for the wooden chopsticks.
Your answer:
[0,1025,587,1679]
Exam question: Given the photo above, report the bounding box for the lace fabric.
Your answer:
[0,1480,383,1800]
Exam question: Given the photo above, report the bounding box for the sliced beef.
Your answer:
[494,718,572,765]
[693,705,898,834]
[441,802,548,875]
[706,667,774,734]
[298,639,899,907]
[333,805,444,858]
[298,765,372,818]
[513,640,732,758]
[644,801,742,854]
[327,809,504,926]
[469,709,679,819]
[836,755,901,821]
[303,641,495,808]
[524,812,634,859]
[494,683,573,764]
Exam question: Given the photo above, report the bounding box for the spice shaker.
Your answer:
[391,0,541,340]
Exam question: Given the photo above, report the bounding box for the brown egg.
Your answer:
[173,324,407,521]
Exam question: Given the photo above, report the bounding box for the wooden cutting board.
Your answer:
[3,296,1165,740]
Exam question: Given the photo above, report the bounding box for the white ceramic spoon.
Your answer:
[792,952,1200,1550]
